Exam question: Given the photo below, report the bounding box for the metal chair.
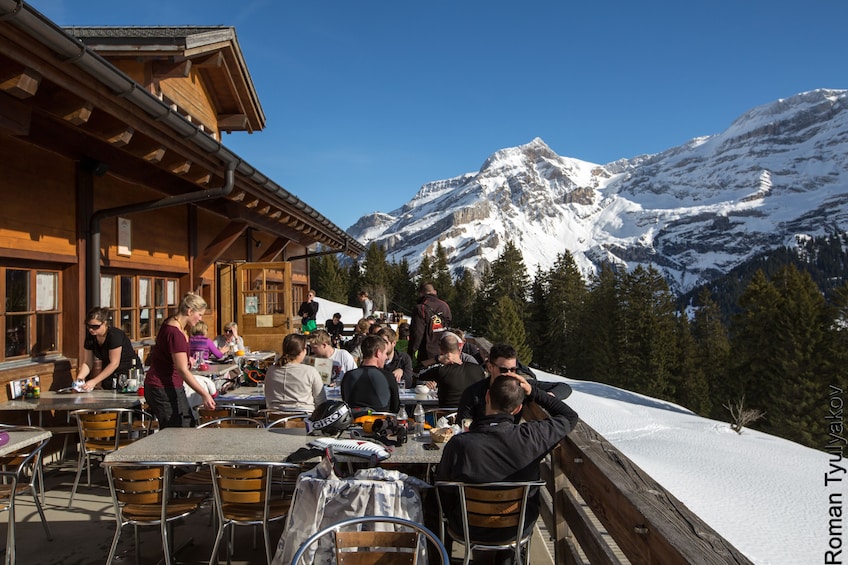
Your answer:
[289,515,450,565]
[208,461,298,564]
[434,480,546,565]
[68,408,138,507]
[0,428,53,565]
[198,404,256,425]
[198,417,264,429]
[265,413,309,429]
[103,461,205,565]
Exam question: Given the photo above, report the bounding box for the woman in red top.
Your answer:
[144,292,216,427]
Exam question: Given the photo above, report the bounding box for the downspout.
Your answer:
[87,158,237,309]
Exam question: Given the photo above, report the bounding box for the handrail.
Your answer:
[523,402,753,565]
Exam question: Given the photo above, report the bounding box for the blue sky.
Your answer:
[32,0,848,229]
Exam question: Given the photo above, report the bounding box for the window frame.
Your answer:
[100,273,179,340]
[1,266,62,362]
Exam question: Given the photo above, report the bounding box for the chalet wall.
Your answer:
[0,135,76,260]
[95,175,189,271]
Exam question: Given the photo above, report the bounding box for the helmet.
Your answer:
[305,400,353,436]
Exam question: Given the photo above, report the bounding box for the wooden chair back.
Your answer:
[335,529,418,565]
[463,484,525,529]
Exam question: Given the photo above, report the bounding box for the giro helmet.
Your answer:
[305,400,352,436]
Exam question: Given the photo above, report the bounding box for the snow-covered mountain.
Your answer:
[347,89,848,294]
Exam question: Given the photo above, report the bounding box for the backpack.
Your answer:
[422,303,447,335]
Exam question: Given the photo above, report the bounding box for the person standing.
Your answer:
[436,374,578,562]
[265,333,326,413]
[408,282,452,369]
[358,291,373,318]
[76,307,142,391]
[297,289,319,333]
[340,335,400,414]
[144,292,216,428]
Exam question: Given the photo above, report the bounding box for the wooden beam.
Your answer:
[0,92,31,135]
[0,66,41,99]
[218,114,248,130]
[193,221,249,285]
[152,58,192,78]
[257,237,289,262]
[193,52,224,68]
[82,112,135,147]
[39,88,94,126]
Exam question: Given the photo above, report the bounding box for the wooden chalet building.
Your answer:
[0,2,364,397]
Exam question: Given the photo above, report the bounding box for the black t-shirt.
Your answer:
[341,365,400,413]
[84,326,140,388]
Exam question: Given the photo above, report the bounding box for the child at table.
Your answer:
[189,321,229,364]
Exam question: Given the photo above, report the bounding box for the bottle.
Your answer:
[413,403,425,438]
[397,405,408,429]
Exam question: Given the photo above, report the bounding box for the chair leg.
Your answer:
[105,522,122,565]
[5,498,15,565]
[209,521,226,565]
[28,483,53,540]
[262,523,272,565]
[67,453,86,507]
[161,518,172,565]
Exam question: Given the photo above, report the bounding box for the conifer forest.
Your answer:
[311,234,848,450]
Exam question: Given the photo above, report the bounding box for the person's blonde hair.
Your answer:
[308,329,332,346]
[178,292,207,315]
[191,321,208,336]
[223,321,238,331]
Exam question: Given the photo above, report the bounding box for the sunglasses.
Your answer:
[225,329,234,334]
[86,323,103,330]
[493,365,519,374]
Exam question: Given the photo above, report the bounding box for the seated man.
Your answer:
[436,373,578,562]
[324,312,345,347]
[417,332,485,407]
[378,327,414,389]
[341,334,400,414]
[308,330,357,386]
[457,343,572,423]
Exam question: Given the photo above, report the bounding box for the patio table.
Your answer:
[0,428,52,457]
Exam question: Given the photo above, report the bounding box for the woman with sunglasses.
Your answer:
[76,307,141,392]
[215,321,245,354]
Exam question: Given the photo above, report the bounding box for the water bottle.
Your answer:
[413,403,425,438]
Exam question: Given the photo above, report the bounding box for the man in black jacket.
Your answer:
[457,343,572,423]
[408,282,451,369]
[436,373,579,563]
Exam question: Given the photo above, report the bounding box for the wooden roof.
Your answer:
[64,26,265,133]
[0,6,363,257]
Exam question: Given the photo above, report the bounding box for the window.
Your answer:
[2,267,61,361]
[101,274,179,340]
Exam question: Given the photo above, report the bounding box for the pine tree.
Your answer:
[542,251,587,376]
[575,264,621,385]
[691,289,729,420]
[476,241,530,338]
[488,295,533,365]
[389,258,417,315]
[312,253,348,303]
[362,243,391,314]
[618,265,677,400]
[527,266,550,368]
[728,269,783,425]
[451,268,477,331]
[433,242,456,307]
[767,265,831,445]
[672,310,711,414]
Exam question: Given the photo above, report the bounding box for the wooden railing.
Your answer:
[525,403,753,565]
